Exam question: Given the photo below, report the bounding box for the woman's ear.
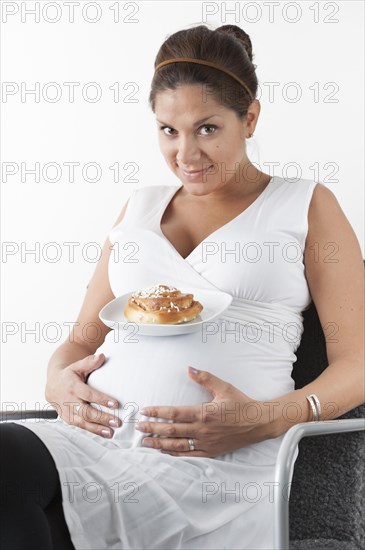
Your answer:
[245,99,261,136]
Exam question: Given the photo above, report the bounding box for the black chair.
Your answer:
[2,264,364,550]
[273,260,365,549]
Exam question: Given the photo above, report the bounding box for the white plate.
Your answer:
[99,288,233,336]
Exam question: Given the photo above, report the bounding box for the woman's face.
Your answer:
[154,85,260,197]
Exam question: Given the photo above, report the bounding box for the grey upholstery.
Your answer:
[288,259,365,549]
[290,540,362,550]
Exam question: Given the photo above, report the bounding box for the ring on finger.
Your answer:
[188,438,195,451]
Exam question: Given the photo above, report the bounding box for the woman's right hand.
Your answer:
[45,353,122,438]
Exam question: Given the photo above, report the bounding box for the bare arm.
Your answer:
[45,197,131,436]
[266,183,365,437]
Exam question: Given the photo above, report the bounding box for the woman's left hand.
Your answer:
[134,367,274,457]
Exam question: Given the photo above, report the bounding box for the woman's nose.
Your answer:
[176,137,201,165]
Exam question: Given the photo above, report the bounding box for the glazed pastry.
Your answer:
[124,284,203,324]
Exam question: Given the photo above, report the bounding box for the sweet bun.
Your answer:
[124,284,203,324]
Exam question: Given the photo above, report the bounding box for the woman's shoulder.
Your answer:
[307,181,342,231]
[134,183,179,193]
[119,184,178,217]
[305,179,361,267]
[308,181,336,205]
[128,183,177,201]
[271,174,318,192]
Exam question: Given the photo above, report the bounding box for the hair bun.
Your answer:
[215,25,253,62]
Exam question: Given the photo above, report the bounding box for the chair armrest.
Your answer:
[0,409,58,422]
[273,418,365,550]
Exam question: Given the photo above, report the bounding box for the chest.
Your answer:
[160,196,259,260]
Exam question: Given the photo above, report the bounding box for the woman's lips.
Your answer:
[181,165,213,178]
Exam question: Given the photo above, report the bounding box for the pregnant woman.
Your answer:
[1,24,364,550]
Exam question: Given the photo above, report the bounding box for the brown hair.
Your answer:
[149,24,258,121]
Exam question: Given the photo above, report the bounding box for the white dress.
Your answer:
[8,175,318,549]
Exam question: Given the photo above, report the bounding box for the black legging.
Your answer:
[0,422,75,550]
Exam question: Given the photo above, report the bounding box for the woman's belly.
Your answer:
[86,320,296,448]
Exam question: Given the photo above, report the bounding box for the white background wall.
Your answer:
[1,0,364,409]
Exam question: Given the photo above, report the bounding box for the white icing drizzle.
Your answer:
[131,284,194,313]
[158,304,180,312]
[133,284,178,298]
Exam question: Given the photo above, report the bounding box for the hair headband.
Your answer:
[154,57,254,102]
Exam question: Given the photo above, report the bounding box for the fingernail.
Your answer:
[93,354,100,361]
[142,439,153,447]
[107,400,117,408]
[189,366,199,374]
[139,408,148,415]
[108,419,119,427]
[101,429,112,438]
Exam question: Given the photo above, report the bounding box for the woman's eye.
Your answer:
[159,124,217,136]
[160,126,175,136]
[199,124,217,135]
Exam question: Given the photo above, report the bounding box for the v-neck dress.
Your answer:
[8,175,318,550]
